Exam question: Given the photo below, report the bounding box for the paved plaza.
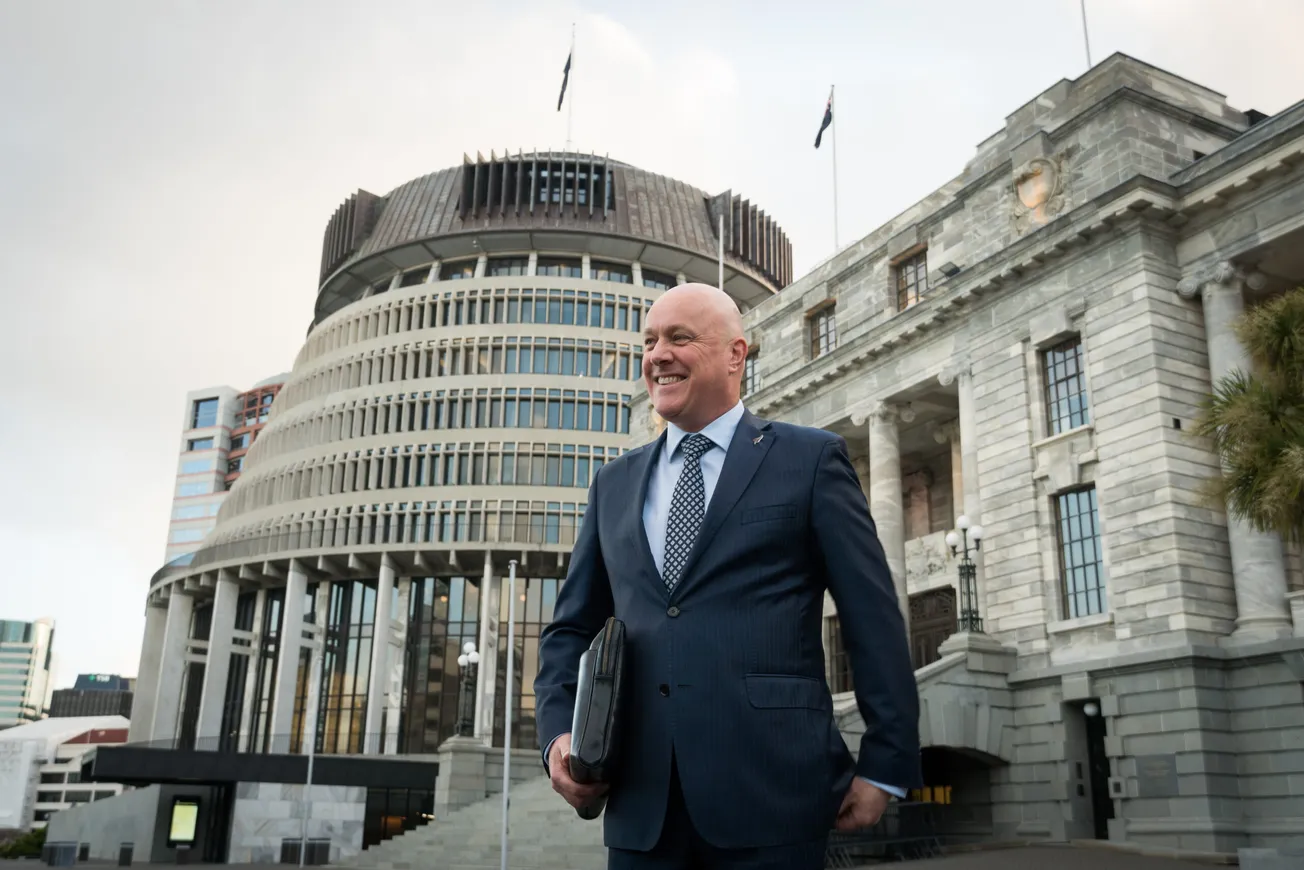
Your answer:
[2,843,1237,869]
[886,845,1229,868]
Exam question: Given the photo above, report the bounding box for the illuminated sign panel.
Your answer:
[167,797,200,848]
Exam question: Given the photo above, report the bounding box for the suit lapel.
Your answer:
[625,433,664,586]
[669,412,774,602]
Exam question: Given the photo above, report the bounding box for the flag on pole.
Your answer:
[557,50,572,112]
[814,87,833,148]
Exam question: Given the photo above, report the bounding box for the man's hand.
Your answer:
[547,732,609,810]
[835,777,891,831]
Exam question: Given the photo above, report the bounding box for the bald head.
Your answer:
[642,283,749,432]
[652,282,744,340]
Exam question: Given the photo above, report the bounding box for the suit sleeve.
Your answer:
[812,436,923,790]
[533,463,615,766]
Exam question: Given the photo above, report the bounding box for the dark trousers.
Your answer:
[607,754,828,870]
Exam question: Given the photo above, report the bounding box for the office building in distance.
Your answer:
[49,675,135,720]
[0,618,55,729]
[164,377,287,565]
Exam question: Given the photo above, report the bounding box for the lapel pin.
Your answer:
[753,434,764,445]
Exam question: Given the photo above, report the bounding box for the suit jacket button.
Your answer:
[658,684,670,697]
[667,606,680,617]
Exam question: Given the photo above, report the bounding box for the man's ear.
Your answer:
[727,337,749,373]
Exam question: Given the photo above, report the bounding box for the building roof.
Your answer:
[314,150,793,323]
[0,715,130,754]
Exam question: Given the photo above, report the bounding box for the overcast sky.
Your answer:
[1,0,1301,689]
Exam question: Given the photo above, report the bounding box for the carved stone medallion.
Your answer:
[1011,154,1068,234]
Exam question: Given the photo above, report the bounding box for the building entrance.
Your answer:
[908,587,955,670]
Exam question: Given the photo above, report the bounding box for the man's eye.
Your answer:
[674,334,691,343]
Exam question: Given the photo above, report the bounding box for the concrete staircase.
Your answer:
[344,775,607,870]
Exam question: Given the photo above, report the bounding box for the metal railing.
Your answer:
[824,801,953,867]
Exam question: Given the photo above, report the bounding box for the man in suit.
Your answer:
[535,283,921,868]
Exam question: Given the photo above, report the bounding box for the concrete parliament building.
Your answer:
[102,53,1304,863]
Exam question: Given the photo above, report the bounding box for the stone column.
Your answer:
[859,402,908,620]
[301,581,331,753]
[940,361,990,625]
[149,590,194,745]
[364,556,396,753]
[1177,262,1291,639]
[195,570,239,748]
[269,560,308,752]
[383,577,411,755]
[127,604,168,744]
[475,558,502,745]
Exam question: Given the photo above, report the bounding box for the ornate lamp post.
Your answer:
[455,640,480,737]
[945,515,984,633]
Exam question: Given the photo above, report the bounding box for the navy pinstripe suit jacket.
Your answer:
[535,410,922,851]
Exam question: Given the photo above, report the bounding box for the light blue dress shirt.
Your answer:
[642,402,906,802]
[641,401,746,576]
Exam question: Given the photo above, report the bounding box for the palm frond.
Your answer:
[1193,285,1304,543]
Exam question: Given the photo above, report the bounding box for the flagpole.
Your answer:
[831,84,839,251]
[565,23,575,150]
[1079,0,1092,68]
[500,559,517,870]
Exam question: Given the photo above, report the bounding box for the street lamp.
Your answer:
[945,515,984,632]
[456,640,480,737]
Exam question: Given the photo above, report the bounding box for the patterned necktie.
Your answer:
[662,433,714,590]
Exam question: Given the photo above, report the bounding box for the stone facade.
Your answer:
[228,782,366,864]
[629,52,1304,857]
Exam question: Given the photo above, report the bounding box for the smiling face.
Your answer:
[642,283,748,433]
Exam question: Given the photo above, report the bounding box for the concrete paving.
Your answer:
[874,845,1228,869]
[3,843,1234,869]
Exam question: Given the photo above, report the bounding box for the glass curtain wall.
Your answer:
[492,575,559,749]
[401,577,479,753]
[216,591,259,751]
[246,589,284,752]
[176,602,213,750]
[309,579,377,754]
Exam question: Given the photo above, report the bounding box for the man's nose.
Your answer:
[646,338,673,364]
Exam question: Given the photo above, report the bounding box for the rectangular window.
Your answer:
[177,482,209,497]
[895,250,928,310]
[641,270,675,291]
[180,458,214,475]
[169,529,207,544]
[826,616,852,694]
[1044,337,1091,435]
[1056,487,1106,619]
[809,305,836,359]
[536,257,583,278]
[173,503,217,520]
[191,398,219,429]
[187,437,214,451]
[592,261,632,284]
[442,259,476,280]
[742,353,759,396]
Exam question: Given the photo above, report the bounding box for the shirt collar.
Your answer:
[666,401,746,459]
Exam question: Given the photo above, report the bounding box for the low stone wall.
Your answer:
[229,782,366,864]
[42,784,225,864]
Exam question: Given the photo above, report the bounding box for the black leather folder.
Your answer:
[568,616,627,820]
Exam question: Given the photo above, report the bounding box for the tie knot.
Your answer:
[680,433,713,462]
